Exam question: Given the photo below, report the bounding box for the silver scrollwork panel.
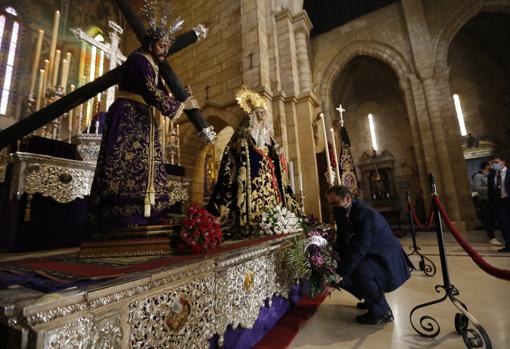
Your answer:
[128,275,216,349]
[43,311,122,349]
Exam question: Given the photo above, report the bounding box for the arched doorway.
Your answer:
[328,55,421,224]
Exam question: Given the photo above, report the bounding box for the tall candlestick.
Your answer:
[177,124,181,165]
[48,10,60,84]
[61,52,72,92]
[60,59,68,91]
[64,52,72,93]
[52,50,61,88]
[289,161,295,193]
[299,172,304,193]
[42,59,49,103]
[78,103,83,134]
[320,113,333,184]
[68,84,75,140]
[162,115,167,160]
[330,128,341,185]
[29,29,44,98]
[36,69,45,110]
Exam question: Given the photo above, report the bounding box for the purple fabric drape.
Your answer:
[209,285,302,349]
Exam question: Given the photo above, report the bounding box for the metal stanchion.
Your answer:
[406,191,436,276]
[409,174,492,349]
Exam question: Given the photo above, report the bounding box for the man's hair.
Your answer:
[480,161,490,169]
[326,185,351,198]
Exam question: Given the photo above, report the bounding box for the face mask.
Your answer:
[333,206,346,217]
[492,163,503,171]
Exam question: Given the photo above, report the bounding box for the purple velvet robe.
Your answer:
[89,52,181,230]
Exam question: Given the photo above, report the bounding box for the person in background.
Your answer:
[488,157,510,252]
[473,161,503,246]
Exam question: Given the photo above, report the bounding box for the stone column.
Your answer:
[294,12,313,93]
[399,77,430,205]
[295,93,321,219]
[402,0,465,229]
[434,68,477,227]
[292,10,321,218]
[240,0,272,125]
[275,8,301,183]
[422,77,463,224]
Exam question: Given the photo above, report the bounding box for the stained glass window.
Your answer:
[0,20,19,115]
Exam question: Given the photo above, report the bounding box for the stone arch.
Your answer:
[318,40,413,111]
[435,0,510,70]
[179,104,241,203]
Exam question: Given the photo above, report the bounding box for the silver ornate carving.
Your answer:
[43,311,122,349]
[129,275,216,349]
[72,133,102,162]
[1,236,299,349]
[9,152,96,203]
[168,176,190,206]
[89,263,216,310]
[27,302,89,326]
[198,126,216,144]
[193,24,208,40]
[44,316,95,349]
[215,255,271,345]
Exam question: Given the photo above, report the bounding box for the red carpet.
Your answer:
[253,289,331,349]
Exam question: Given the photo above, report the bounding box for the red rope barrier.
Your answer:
[433,196,510,281]
[409,204,434,230]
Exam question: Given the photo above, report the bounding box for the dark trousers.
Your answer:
[496,198,510,248]
[339,258,390,317]
[478,199,495,239]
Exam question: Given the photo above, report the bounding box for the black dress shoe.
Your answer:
[355,310,394,325]
[356,301,369,310]
[497,247,510,253]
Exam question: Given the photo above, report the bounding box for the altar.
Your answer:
[0,234,300,349]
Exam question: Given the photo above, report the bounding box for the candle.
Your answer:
[36,69,45,110]
[299,172,303,193]
[52,50,61,88]
[330,128,341,185]
[78,103,83,134]
[95,120,99,134]
[48,10,60,84]
[162,114,166,158]
[177,124,181,165]
[60,58,69,92]
[29,29,44,98]
[42,59,49,103]
[289,161,295,193]
[68,84,75,139]
[320,113,333,184]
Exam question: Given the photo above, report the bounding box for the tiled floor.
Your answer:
[289,230,510,349]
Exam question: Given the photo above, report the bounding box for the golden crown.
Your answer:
[235,86,268,114]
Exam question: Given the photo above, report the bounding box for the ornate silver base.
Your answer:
[0,234,300,349]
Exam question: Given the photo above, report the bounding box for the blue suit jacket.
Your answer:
[335,200,411,292]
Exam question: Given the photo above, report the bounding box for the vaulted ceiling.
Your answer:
[303,0,400,37]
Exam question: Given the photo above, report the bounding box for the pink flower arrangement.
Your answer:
[177,203,223,255]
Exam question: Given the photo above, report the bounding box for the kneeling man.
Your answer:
[326,185,412,325]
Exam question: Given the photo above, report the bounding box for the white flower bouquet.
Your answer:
[260,205,303,235]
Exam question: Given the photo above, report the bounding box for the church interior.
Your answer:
[0,0,509,348]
